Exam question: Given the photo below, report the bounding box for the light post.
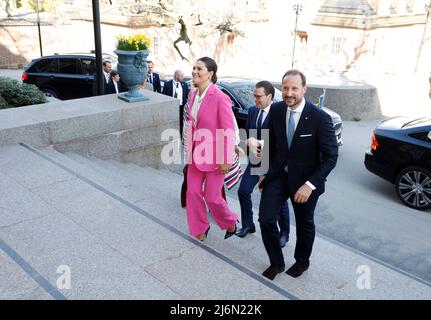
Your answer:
[291,3,302,68]
[92,0,104,96]
[35,0,43,56]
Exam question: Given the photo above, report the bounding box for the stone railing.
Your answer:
[0,91,179,169]
[273,82,382,121]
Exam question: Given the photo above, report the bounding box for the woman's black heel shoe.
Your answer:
[224,224,237,239]
[199,226,211,242]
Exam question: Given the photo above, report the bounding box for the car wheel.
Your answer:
[42,89,58,99]
[395,166,431,210]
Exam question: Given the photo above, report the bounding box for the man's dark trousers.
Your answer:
[238,164,290,236]
[259,171,318,268]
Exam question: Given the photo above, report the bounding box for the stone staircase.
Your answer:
[1,144,431,299]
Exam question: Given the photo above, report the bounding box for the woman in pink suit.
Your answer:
[185,57,238,241]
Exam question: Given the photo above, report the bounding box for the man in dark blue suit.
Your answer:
[105,71,128,94]
[162,69,189,137]
[147,60,162,93]
[257,70,338,280]
[236,81,290,248]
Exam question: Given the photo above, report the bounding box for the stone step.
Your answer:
[35,146,431,299]
[0,144,286,299]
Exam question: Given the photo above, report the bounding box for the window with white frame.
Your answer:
[331,36,343,55]
[153,36,161,56]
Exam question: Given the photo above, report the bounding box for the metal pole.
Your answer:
[291,4,302,69]
[291,9,298,68]
[35,0,43,56]
[92,0,104,95]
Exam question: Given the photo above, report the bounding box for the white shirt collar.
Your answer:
[259,102,272,114]
[191,84,211,121]
[288,98,305,113]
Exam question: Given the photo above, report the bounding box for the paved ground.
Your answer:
[0,69,22,81]
[1,144,431,299]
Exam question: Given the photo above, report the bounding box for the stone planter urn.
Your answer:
[114,49,149,102]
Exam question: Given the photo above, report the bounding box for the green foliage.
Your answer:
[0,94,8,108]
[352,117,361,122]
[0,77,46,109]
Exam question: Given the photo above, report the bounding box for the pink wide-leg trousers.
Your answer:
[186,162,238,236]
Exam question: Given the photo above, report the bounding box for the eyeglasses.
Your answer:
[253,94,267,99]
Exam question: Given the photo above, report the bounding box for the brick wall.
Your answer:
[0,41,30,69]
[0,27,37,69]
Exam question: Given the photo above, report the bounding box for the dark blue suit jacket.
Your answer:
[246,106,270,168]
[246,106,270,133]
[105,79,128,94]
[261,100,338,196]
[162,80,189,106]
[148,72,161,93]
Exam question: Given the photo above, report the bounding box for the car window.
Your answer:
[81,59,96,75]
[229,84,255,110]
[229,83,284,110]
[410,131,431,143]
[219,88,236,107]
[59,58,80,74]
[34,58,58,73]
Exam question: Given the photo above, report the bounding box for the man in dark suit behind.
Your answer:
[257,69,338,280]
[236,81,290,247]
[147,60,161,93]
[162,69,189,137]
[105,71,128,94]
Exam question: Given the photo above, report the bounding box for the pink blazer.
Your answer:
[185,83,236,172]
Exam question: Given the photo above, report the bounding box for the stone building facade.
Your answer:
[0,0,429,80]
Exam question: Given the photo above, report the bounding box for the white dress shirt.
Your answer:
[257,103,272,148]
[286,97,305,132]
[256,102,272,128]
[103,71,110,84]
[173,80,183,105]
[191,84,211,122]
[287,98,316,191]
[113,80,119,94]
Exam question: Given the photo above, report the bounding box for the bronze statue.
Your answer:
[173,17,192,61]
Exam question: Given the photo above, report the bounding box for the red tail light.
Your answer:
[21,73,28,81]
[371,131,379,151]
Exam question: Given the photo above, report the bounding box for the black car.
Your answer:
[215,78,343,145]
[22,53,117,100]
[364,117,431,210]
